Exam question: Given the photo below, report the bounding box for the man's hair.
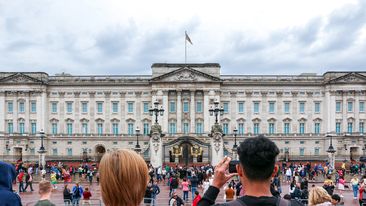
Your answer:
[38,180,52,195]
[331,194,341,202]
[237,135,279,181]
[195,191,199,195]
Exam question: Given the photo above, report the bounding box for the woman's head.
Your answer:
[309,186,332,206]
[99,149,148,206]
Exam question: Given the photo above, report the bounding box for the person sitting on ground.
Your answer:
[99,149,148,206]
[198,135,304,206]
[0,161,22,206]
[308,186,332,206]
[34,180,56,206]
[330,194,341,205]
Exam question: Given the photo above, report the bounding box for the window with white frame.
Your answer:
[31,101,36,113]
[238,102,244,113]
[97,123,103,135]
[269,102,275,113]
[223,102,229,113]
[97,102,103,113]
[183,122,189,134]
[66,102,73,113]
[183,101,189,113]
[238,123,244,134]
[143,122,150,135]
[31,122,37,134]
[299,102,305,113]
[348,101,353,112]
[128,123,134,135]
[127,102,134,113]
[284,102,290,114]
[112,123,119,135]
[253,102,260,114]
[314,102,320,113]
[253,123,260,135]
[314,122,320,134]
[7,101,13,113]
[360,101,365,113]
[169,101,176,113]
[336,122,341,134]
[19,101,25,113]
[143,102,149,113]
[51,102,58,113]
[196,122,203,135]
[196,101,203,113]
[81,102,88,113]
[169,122,176,134]
[336,101,342,112]
[112,102,119,113]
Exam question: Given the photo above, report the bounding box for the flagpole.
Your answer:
[185,31,187,64]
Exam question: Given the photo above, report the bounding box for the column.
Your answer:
[230,92,237,131]
[13,92,18,132]
[162,91,169,133]
[177,91,182,133]
[104,91,111,133]
[190,91,195,133]
[74,92,81,134]
[0,92,5,132]
[25,92,30,134]
[203,91,210,133]
[120,92,126,133]
[89,92,96,133]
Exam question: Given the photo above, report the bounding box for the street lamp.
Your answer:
[209,100,224,124]
[149,101,164,124]
[135,127,141,153]
[326,133,336,171]
[233,128,238,149]
[38,129,47,170]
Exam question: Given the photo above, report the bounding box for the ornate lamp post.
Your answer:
[38,129,47,169]
[326,133,336,171]
[149,101,164,124]
[232,128,238,160]
[135,127,141,153]
[209,100,224,124]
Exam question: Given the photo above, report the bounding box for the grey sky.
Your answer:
[0,0,365,75]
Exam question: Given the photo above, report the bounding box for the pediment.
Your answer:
[328,72,366,84]
[0,73,45,84]
[150,67,222,82]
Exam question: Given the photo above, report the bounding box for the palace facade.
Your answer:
[0,63,365,165]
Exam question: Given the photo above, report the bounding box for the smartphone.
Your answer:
[229,160,240,173]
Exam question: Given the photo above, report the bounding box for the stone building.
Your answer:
[0,63,365,166]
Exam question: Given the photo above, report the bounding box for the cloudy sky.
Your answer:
[0,0,365,75]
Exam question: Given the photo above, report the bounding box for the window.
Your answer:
[127,102,134,113]
[66,102,73,113]
[29,148,35,155]
[169,122,176,134]
[238,102,244,113]
[183,101,189,113]
[269,123,275,134]
[336,101,342,112]
[51,102,57,113]
[238,123,244,135]
[97,102,103,113]
[314,123,320,134]
[128,123,134,135]
[299,148,305,156]
[223,102,229,113]
[19,102,25,113]
[112,123,119,135]
[111,102,118,113]
[143,123,150,135]
[67,148,72,156]
[336,122,341,134]
[82,123,88,135]
[52,123,58,135]
[253,102,260,114]
[97,123,103,135]
[143,102,149,113]
[284,102,290,114]
[52,148,58,156]
[269,102,275,113]
[196,101,202,113]
[196,122,203,135]
[183,123,189,134]
[67,123,73,135]
[7,101,13,113]
[314,102,320,113]
[360,122,364,134]
[299,123,305,134]
[347,122,353,133]
[169,101,176,113]
[284,123,290,134]
[299,102,305,113]
[253,123,260,135]
[31,122,37,134]
[223,123,229,135]
[31,101,36,113]
[19,122,25,134]
[314,148,320,155]
[82,102,88,113]
[348,101,353,112]
[360,101,365,112]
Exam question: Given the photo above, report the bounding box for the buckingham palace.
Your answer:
[0,63,365,167]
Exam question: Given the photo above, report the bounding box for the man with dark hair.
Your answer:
[331,194,341,205]
[198,135,303,206]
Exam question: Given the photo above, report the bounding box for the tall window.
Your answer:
[51,102,57,113]
[97,123,103,135]
[67,123,73,135]
[314,123,320,134]
[82,102,88,113]
[67,148,72,156]
[299,148,305,156]
[238,123,244,135]
[127,102,134,113]
[7,101,13,113]
[112,102,118,113]
[299,102,305,113]
[128,123,134,135]
[196,101,203,113]
[169,122,176,134]
[66,102,73,113]
[183,123,189,134]
[284,102,290,114]
[223,123,229,135]
[284,123,290,134]
[299,123,305,134]
[31,101,37,113]
[360,101,365,112]
[238,102,244,113]
[336,101,342,112]
[19,122,25,134]
[97,102,103,113]
[19,102,25,113]
[223,102,229,113]
[336,122,341,134]
[169,101,176,113]
[360,122,364,134]
[183,101,189,113]
[253,102,260,114]
[52,148,58,156]
[269,102,275,113]
[31,122,37,134]
[112,123,119,135]
[269,123,275,134]
[82,123,88,135]
[196,122,203,135]
[314,102,320,113]
[253,123,260,135]
[7,122,13,134]
[143,123,150,135]
[143,102,149,113]
[348,101,353,112]
[347,122,353,133]
[52,123,58,135]
[314,148,320,156]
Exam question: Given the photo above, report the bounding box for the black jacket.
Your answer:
[0,161,22,206]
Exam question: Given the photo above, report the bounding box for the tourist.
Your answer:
[181,178,189,201]
[0,161,22,206]
[50,171,57,189]
[202,178,210,194]
[99,149,148,206]
[24,171,34,192]
[63,184,72,205]
[72,182,83,206]
[34,180,56,206]
[351,175,359,200]
[152,180,160,206]
[190,173,199,199]
[308,186,332,206]
[192,191,202,206]
[198,135,303,205]
[170,175,179,197]
[225,184,235,202]
[144,183,154,205]
[337,176,345,197]
[17,169,25,193]
[330,194,341,205]
[82,187,92,205]
[359,183,366,205]
[169,192,184,206]
[286,167,292,183]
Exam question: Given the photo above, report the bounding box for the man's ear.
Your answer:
[236,164,243,177]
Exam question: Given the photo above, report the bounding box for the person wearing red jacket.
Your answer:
[192,191,201,206]
[17,170,25,193]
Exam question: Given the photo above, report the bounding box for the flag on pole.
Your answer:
[185,31,193,45]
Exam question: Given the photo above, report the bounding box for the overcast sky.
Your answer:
[0,0,365,75]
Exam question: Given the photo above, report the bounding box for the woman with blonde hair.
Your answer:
[99,149,148,206]
[308,186,332,206]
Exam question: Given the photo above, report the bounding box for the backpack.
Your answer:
[227,197,291,206]
[74,187,80,198]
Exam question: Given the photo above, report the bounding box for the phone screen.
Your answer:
[229,160,240,173]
